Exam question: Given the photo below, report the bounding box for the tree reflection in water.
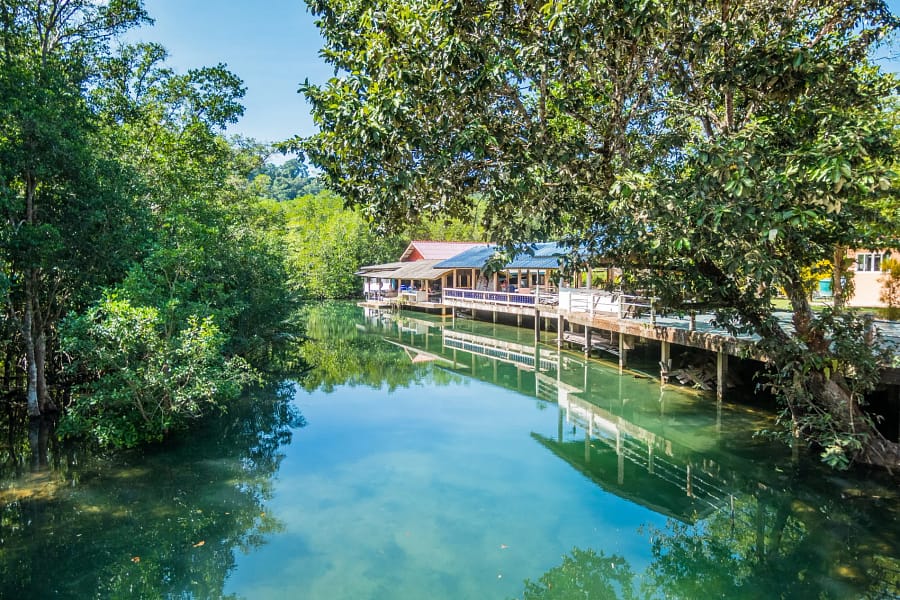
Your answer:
[0,383,303,599]
[297,302,462,392]
[520,548,638,599]
[515,475,900,599]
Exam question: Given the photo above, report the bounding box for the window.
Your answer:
[856,252,887,272]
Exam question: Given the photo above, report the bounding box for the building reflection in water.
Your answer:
[363,309,732,524]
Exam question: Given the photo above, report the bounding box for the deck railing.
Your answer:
[444,288,558,306]
[442,287,659,321]
[559,288,658,321]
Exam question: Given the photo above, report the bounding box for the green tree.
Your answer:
[880,257,900,319]
[0,0,151,416]
[282,190,406,298]
[298,0,900,468]
[59,294,253,447]
[57,40,297,441]
[249,157,323,200]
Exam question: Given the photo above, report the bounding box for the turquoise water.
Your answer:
[1,303,898,598]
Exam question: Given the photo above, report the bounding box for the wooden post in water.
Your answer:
[557,314,564,349]
[585,327,592,358]
[716,350,728,401]
[534,309,541,343]
[619,332,627,370]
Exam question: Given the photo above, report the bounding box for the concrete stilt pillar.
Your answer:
[557,314,564,349]
[716,350,728,401]
[585,327,592,357]
[517,314,523,327]
[660,340,671,384]
[493,310,497,323]
[619,332,627,370]
[534,310,541,343]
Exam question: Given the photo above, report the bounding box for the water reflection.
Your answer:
[0,384,303,599]
[348,308,900,599]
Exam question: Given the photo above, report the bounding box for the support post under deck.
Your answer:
[660,341,671,384]
[557,314,564,349]
[716,350,728,401]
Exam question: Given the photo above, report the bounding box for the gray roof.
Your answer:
[434,242,568,270]
[355,261,405,275]
[358,259,451,281]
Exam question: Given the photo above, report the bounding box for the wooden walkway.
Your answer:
[388,289,900,392]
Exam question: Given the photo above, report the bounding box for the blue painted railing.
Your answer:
[443,288,536,307]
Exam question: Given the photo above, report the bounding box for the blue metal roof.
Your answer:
[434,242,569,270]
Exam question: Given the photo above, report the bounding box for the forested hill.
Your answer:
[250,159,324,200]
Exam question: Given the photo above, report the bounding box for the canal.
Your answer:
[1,302,898,598]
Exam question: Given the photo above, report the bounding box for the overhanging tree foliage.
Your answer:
[298,0,900,468]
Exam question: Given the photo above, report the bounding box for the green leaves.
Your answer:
[60,294,255,448]
[300,0,900,467]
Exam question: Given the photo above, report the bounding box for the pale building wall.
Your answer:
[848,270,886,307]
[846,249,895,308]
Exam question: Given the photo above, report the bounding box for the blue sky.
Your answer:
[129,0,331,149]
[132,0,900,151]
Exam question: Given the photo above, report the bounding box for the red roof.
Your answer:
[399,241,484,262]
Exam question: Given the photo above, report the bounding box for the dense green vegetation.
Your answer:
[299,0,900,469]
[0,0,484,450]
[0,1,299,448]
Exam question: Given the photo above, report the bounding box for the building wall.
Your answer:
[847,249,895,308]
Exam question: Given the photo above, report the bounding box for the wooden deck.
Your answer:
[380,285,899,391]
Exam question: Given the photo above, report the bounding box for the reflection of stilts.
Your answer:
[658,387,666,418]
[716,398,722,436]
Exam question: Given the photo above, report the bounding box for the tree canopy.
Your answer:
[0,1,298,448]
[298,0,900,468]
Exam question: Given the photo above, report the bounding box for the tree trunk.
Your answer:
[23,278,40,418]
[34,330,55,412]
[832,245,853,311]
[809,372,900,469]
[22,173,42,417]
[786,281,900,470]
[2,341,11,391]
